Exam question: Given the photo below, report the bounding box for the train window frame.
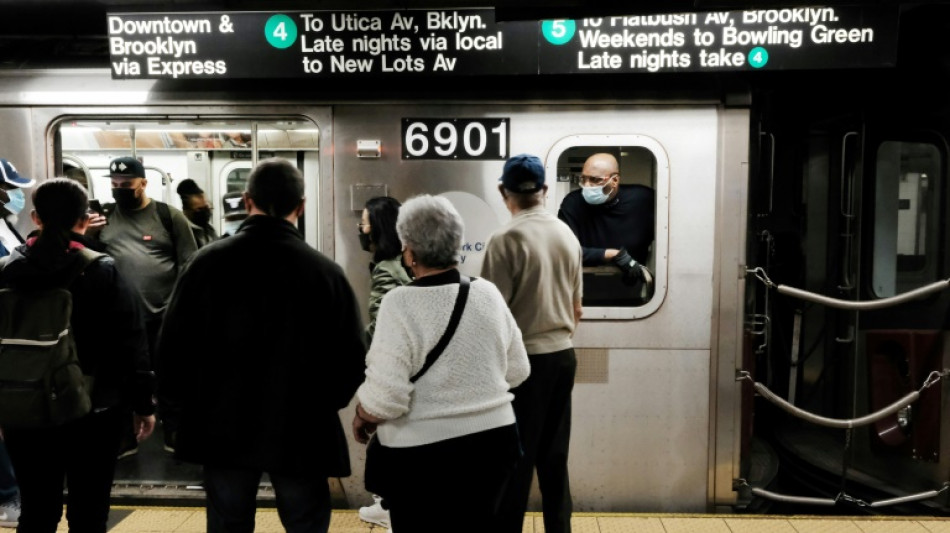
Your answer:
[56,117,321,242]
[870,137,945,298]
[548,134,669,320]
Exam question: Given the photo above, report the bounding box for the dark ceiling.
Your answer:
[0,0,911,68]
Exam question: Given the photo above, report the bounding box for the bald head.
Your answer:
[583,153,619,176]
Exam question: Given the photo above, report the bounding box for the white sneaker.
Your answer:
[358,495,391,528]
[0,497,21,528]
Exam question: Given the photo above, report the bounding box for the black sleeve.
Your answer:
[78,257,155,416]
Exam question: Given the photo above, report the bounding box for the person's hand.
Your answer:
[133,414,156,442]
[613,248,654,287]
[612,248,641,279]
[352,413,377,445]
[85,213,108,235]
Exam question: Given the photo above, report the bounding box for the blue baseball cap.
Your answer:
[499,154,545,193]
[0,158,35,188]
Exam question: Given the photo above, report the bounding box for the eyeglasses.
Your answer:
[574,173,616,187]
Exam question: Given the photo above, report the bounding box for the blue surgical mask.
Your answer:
[581,184,609,205]
[4,188,25,215]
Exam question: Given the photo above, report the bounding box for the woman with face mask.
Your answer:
[356,196,411,531]
[176,179,218,248]
[360,195,413,345]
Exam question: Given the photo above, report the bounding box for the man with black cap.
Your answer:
[481,153,583,533]
[87,156,197,457]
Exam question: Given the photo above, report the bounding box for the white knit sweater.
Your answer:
[356,276,530,447]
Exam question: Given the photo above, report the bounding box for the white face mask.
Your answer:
[582,184,610,205]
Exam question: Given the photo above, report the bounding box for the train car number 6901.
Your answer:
[402,118,509,160]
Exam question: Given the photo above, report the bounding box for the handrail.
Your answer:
[736,370,947,429]
[737,479,949,508]
[747,267,950,310]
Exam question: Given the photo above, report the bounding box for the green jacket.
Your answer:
[366,256,412,343]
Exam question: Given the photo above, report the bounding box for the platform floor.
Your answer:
[4,508,950,533]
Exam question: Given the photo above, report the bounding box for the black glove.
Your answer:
[612,248,642,281]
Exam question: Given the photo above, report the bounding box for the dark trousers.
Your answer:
[0,441,17,504]
[382,424,520,533]
[3,408,125,533]
[497,348,576,533]
[203,466,331,533]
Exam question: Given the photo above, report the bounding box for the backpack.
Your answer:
[0,247,104,428]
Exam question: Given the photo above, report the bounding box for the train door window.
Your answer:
[549,135,669,320]
[57,118,320,239]
[872,140,942,296]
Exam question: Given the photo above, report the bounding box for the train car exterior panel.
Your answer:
[330,103,746,511]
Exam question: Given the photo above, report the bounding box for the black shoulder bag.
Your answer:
[364,275,471,497]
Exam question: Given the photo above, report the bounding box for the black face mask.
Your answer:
[191,208,212,226]
[358,231,372,252]
[112,188,142,210]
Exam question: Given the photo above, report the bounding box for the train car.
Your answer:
[1,0,950,517]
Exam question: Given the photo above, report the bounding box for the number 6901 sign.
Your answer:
[402,118,509,160]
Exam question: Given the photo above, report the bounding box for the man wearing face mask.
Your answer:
[176,178,218,248]
[0,157,34,528]
[557,152,655,288]
[87,156,198,458]
[0,158,35,259]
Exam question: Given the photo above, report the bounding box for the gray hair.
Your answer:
[396,194,463,269]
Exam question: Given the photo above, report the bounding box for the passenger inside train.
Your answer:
[558,151,656,306]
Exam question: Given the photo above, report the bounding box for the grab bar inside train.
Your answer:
[747,267,950,311]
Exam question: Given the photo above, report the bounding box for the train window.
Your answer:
[550,135,669,320]
[872,141,942,297]
[56,117,320,238]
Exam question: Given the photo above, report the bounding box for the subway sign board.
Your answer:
[107,6,898,79]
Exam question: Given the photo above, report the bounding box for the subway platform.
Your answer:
[4,508,950,533]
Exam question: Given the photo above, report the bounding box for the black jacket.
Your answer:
[1,237,155,415]
[157,215,367,476]
[558,184,656,266]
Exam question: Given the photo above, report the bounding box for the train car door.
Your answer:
[48,109,332,502]
[752,94,950,510]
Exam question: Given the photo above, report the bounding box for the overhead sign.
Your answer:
[106,6,898,79]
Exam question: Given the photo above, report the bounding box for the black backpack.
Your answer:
[0,248,103,428]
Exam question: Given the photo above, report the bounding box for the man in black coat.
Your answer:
[157,158,366,533]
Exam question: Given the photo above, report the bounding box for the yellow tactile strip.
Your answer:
[1,508,949,533]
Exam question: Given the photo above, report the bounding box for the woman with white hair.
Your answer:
[352,194,530,533]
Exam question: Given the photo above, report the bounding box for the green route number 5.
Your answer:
[542,19,576,45]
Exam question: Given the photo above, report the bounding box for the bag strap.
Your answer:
[410,275,471,383]
[49,247,105,290]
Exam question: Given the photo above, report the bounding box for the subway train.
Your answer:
[1,0,950,517]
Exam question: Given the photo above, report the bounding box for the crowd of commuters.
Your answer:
[0,150,655,532]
